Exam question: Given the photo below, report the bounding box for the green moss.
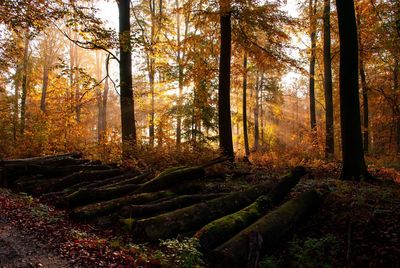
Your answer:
[121,218,136,232]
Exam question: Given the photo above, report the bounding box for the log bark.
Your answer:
[1,152,82,164]
[211,189,327,268]
[60,183,141,208]
[84,171,145,189]
[132,183,273,240]
[195,166,306,250]
[69,180,205,221]
[32,169,123,194]
[70,190,175,221]
[120,193,226,218]
[132,166,205,194]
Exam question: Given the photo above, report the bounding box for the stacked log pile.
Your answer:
[0,153,328,266]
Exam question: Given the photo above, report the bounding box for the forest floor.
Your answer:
[0,160,399,268]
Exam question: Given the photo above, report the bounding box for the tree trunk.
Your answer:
[323,0,334,157]
[120,193,226,219]
[40,38,49,112]
[131,167,307,241]
[218,0,234,158]
[336,0,368,180]
[118,0,137,154]
[211,189,327,268]
[243,52,250,157]
[13,64,20,142]
[20,31,30,135]
[195,166,306,250]
[254,73,261,151]
[175,0,183,146]
[309,0,317,132]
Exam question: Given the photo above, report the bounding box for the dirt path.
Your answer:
[0,217,70,268]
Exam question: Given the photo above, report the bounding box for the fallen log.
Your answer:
[211,189,328,268]
[84,171,143,189]
[1,152,82,164]
[132,166,205,194]
[132,182,275,241]
[60,183,141,208]
[120,193,227,218]
[97,172,153,189]
[32,169,123,194]
[70,190,175,221]
[195,166,306,250]
[69,180,205,221]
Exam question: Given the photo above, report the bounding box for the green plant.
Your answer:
[289,234,339,268]
[157,237,204,268]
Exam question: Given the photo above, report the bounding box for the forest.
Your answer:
[0,0,399,267]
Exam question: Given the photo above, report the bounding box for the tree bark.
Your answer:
[218,0,234,158]
[40,37,49,112]
[211,190,327,268]
[336,0,368,180]
[309,0,317,132]
[254,73,261,150]
[20,31,30,135]
[131,167,307,241]
[118,0,137,154]
[243,52,250,157]
[323,0,334,157]
[357,12,369,154]
[120,193,226,218]
[195,166,306,250]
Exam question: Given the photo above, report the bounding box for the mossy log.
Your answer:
[195,166,307,250]
[132,180,277,241]
[40,181,92,203]
[32,169,123,194]
[211,189,328,268]
[1,152,82,164]
[132,166,205,194]
[84,171,143,189]
[97,172,153,189]
[70,190,175,221]
[69,180,204,221]
[59,183,141,208]
[120,193,226,218]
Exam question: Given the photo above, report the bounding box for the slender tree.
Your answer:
[323,0,334,157]
[118,0,137,152]
[242,52,250,157]
[20,31,30,135]
[309,0,317,132]
[356,7,369,153]
[218,0,234,158]
[336,0,368,180]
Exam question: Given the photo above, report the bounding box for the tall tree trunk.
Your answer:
[336,0,368,180]
[323,0,334,157]
[20,32,30,135]
[309,0,317,132]
[149,59,155,147]
[242,52,250,157]
[356,10,369,153]
[394,59,399,153]
[102,77,109,139]
[218,0,234,158]
[260,86,264,147]
[74,44,81,123]
[118,0,137,153]
[175,0,183,146]
[40,38,49,113]
[254,73,261,150]
[13,65,20,142]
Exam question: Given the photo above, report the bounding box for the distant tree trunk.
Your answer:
[74,42,81,123]
[175,0,183,146]
[40,38,49,113]
[118,0,137,153]
[102,78,109,138]
[218,0,234,158]
[323,0,334,157]
[260,86,264,147]
[20,32,30,135]
[242,52,250,157]
[149,58,155,147]
[13,65,20,142]
[336,0,368,180]
[309,0,317,132]
[254,73,261,151]
[394,59,400,154]
[356,10,369,153]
